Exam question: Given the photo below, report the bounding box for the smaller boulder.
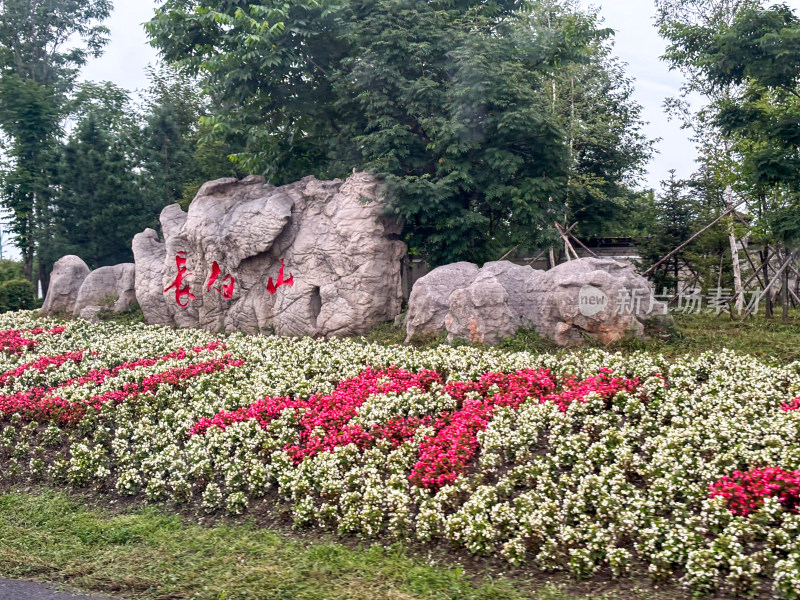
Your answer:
[41,256,90,316]
[406,258,669,346]
[79,306,102,323]
[405,262,480,342]
[73,263,136,316]
[132,229,171,325]
[444,261,546,345]
[540,258,668,345]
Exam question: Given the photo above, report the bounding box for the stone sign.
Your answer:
[132,172,406,336]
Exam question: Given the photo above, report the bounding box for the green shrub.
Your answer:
[0,260,24,283]
[2,279,35,312]
[96,301,145,325]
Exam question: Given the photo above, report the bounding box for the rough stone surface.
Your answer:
[72,263,136,316]
[535,258,667,346]
[41,256,90,316]
[134,172,406,336]
[445,261,546,345]
[404,262,480,342]
[132,228,170,325]
[79,306,102,323]
[406,258,668,346]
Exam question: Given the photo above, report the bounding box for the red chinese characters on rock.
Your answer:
[206,261,236,300]
[267,259,294,295]
[163,253,294,308]
[163,252,196,308]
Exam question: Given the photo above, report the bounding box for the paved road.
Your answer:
[0,578,118,600]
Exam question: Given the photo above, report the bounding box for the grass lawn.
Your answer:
[0,489,633,600]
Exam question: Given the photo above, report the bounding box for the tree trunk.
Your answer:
[782,248,790,323]
[726,187,743,314]
[38,260,49,300]
[763,246,773,318]
[23,246,34,283]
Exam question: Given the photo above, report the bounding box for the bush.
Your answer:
[95,301,145,325]
[0,260,24,283]
[1,279,35,312]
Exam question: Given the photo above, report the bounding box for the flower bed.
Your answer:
[1,311,800,597]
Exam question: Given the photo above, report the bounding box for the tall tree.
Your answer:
[665,3,800,315]
[0,0,111,291]
[533,1,654,240]
[47,82,149,271]
[139,65,233,211]
[147,0,637,265]
[655,0,764,307]
[637,170,733,296]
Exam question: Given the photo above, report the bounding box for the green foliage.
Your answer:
[95,302,146,325]
[657,1,800,246]
[146,0,650,265]
[41,68,243,276]
[48,97,149,270]
[139,65,243,211]
[0,259,25,283]
[0,0,112,282]
[0,278,35,312]
[535,1,655,240]
[635,171,733,292]
[654,0,762,258]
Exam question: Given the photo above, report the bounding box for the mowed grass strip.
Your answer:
[0,490,604,600]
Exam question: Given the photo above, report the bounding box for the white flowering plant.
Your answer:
[0,310,799,597]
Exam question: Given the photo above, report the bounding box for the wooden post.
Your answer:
[739,249,772,291]
[643,199,746,277]
[763,247,773,318]
[726,187,744,313]
[526,249,546,267]
[565,229,599,258]
[782,248,790,323]
[742,245,767,288]
[741,252,796,321]
[498,245,519,261]
[554,223,580,260]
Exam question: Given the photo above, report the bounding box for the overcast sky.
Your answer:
[75,0,800,192]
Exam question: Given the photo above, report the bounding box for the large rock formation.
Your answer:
[406,258,668,346]
[72,263,136,316]
[133,172,406,336]
[132,229,170,326]
[40,256,90,316]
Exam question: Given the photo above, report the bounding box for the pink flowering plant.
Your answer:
[710,467,800,516]
[0,310,799,597]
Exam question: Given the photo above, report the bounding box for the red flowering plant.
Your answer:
[0,326,65,354]
[709,467,800,516]
[192,365,643,491]
[0,350,86,387]
[780,396,800,411]
[0,341,241,426]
